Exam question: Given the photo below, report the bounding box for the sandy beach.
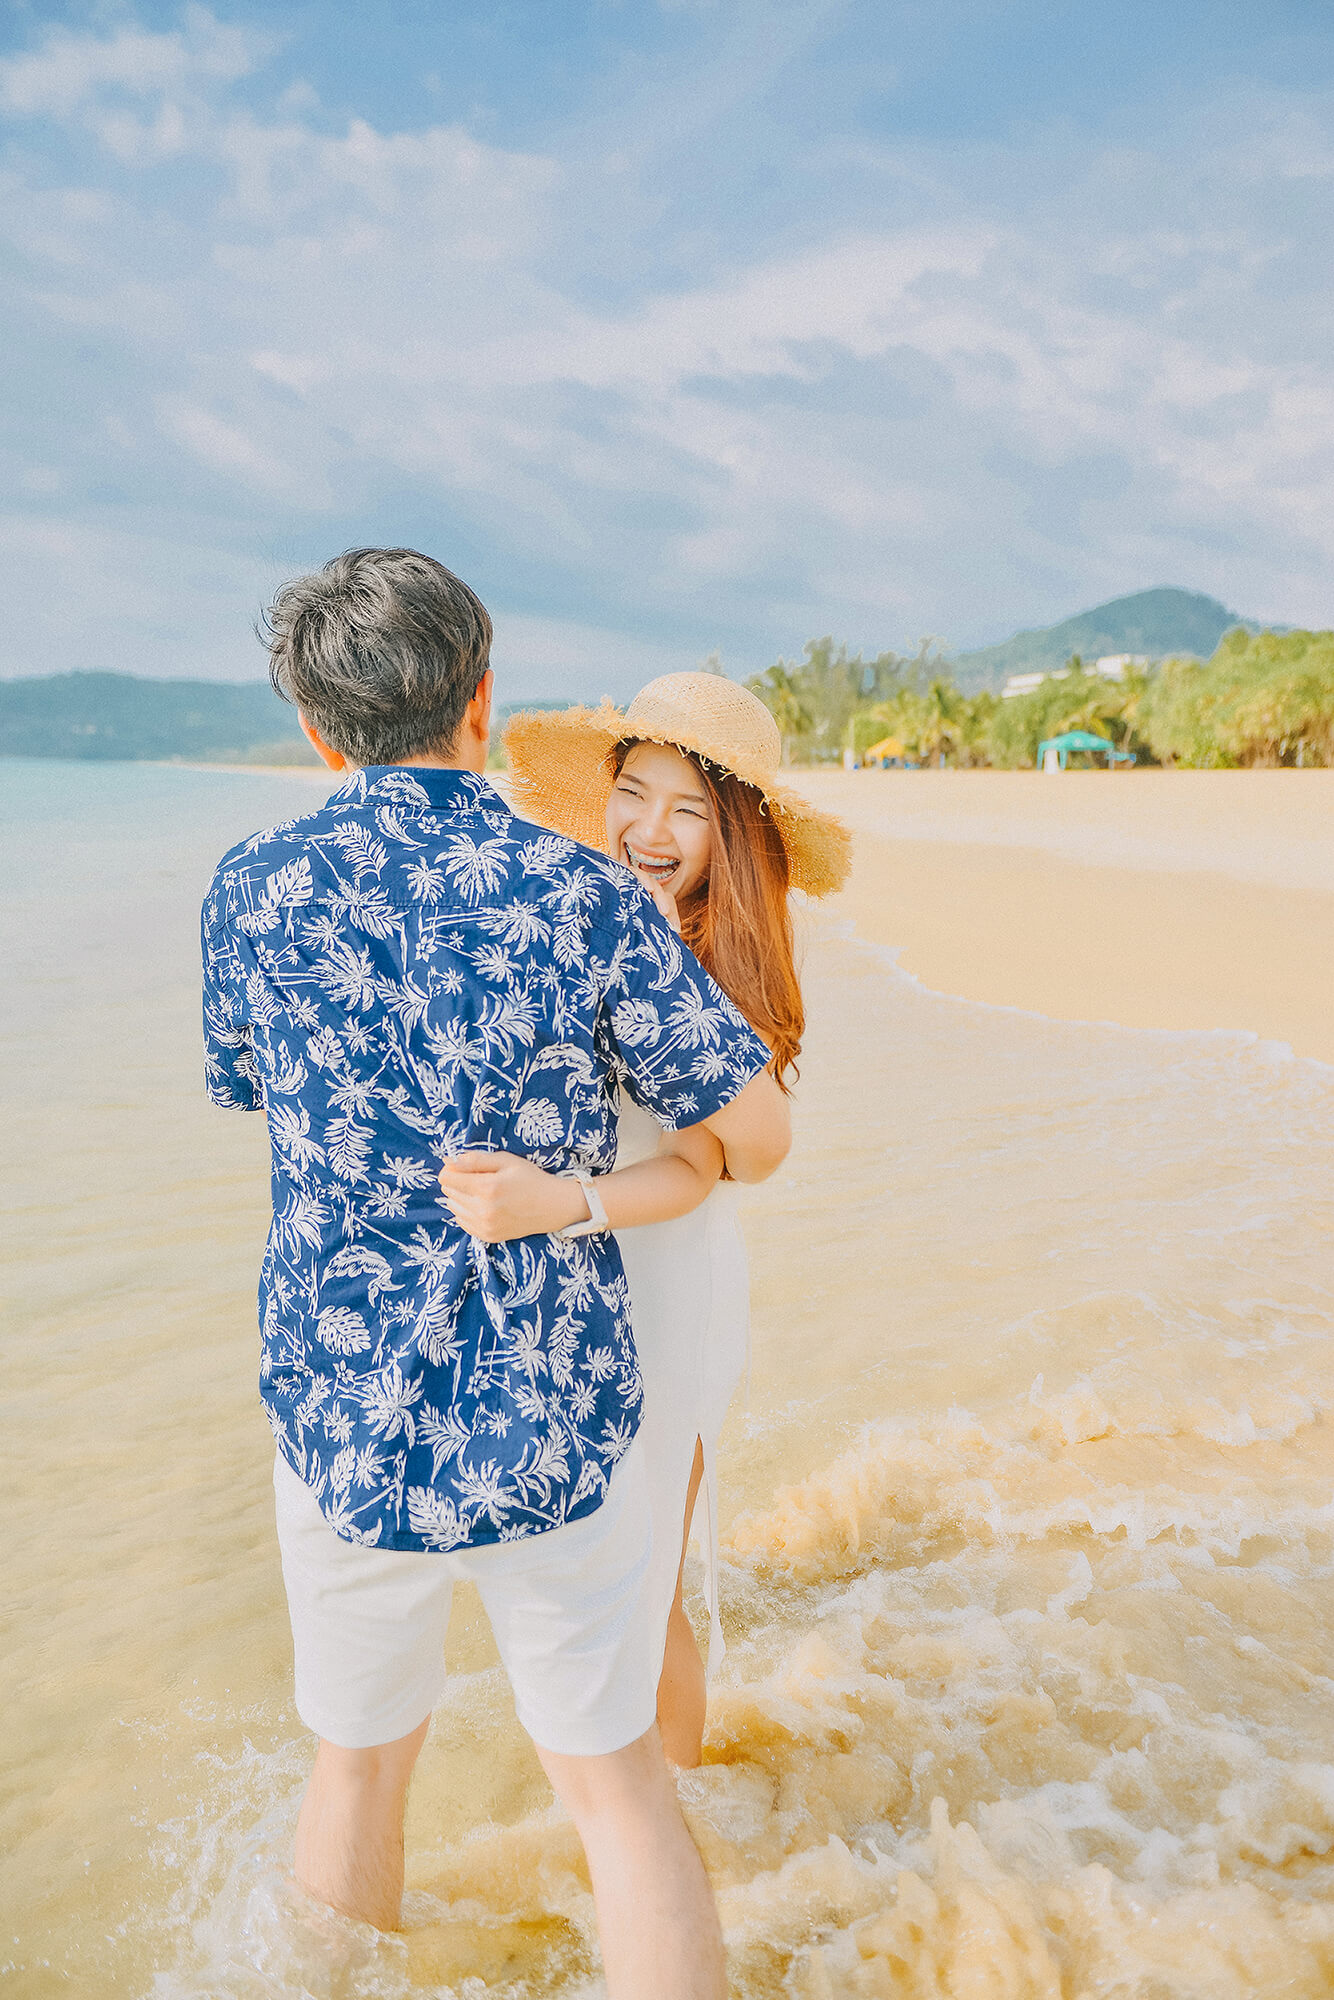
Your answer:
[7,757,1334,1998]
[792,767,1334,1064]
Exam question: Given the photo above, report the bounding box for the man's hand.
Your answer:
[438,1152,590,1242]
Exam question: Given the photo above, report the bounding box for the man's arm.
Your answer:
[699,1068,790,1183]
[201,885,262,1111]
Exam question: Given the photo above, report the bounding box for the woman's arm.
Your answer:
[438,1121,724,1244]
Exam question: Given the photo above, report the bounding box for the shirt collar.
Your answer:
[334,766,511,817]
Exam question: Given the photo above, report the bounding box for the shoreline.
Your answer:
[35,756,1329,1063]
[792,769,1334,1066]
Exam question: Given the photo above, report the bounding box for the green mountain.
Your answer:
[0,671,572,763]
[0,671,318,764]
[951,588,1266,692]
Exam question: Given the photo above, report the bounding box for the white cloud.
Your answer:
[0,512,282,679]
[0,7,261,116]
[491,614,701,702]
[1,9,1333,680]
[159,400,293,493]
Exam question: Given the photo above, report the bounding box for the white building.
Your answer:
[1001,654,1149,698]
[1090,653,1149,681]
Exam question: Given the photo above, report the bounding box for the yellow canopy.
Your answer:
[864,735,906,760]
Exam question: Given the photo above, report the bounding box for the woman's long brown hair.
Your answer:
[610,742,804,1088]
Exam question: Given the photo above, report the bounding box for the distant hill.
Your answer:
[0,671,317,764]
[951,588,1269,692]
[0,673,570,763]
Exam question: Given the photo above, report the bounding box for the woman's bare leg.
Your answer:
[656,1438,707,1769]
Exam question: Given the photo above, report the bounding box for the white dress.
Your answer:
[613,1099,751,1676]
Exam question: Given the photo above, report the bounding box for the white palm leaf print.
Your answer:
[326,1115,373,1184]
[305,1025,343,1069]
[315,1305,372,1354]
[517,834,575,877]
[667,987,727,1048]
[378,972,433,1032]
[405,856,447,901]
[479,902,552,949]
[370,771,431,806]
[475,988,539,1060]
[314,938,378,1011]
[245,966,282,1028]
[412,1288,466,1368]
[333,883,400,938]
[473,942,515,982]
[548,1315,580,1389]
[611,998,662,1047]
[273,1187,329,1256]
[498,1312,547,1381]
[323,1243,400,1303]
[269,1101,325,1170]
[569,1457,607,1507]
[355,1363,422,1443]
[418,1403,472,1477]
[381,1081,447,1134]
[380,1153,439,1191]
[423,1017,488,1080]
[513,1096,564,1147]
[375,804,422,849]
[551,865,602,917]
[456,1459,513,1528]
[237,856,314,935]
[402,1225,465,1286]
[267,1047,308,1095]
[512,1427,571,1505]
[442,833,511,904]
[407,1485,468,1550]
[494,1241,547,1309]
[512,1381,549,1424]
[525,1043,596,1085]
[328,822,389,877]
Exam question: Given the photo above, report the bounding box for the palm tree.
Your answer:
[757,664,815,764]
[917,678,963,766]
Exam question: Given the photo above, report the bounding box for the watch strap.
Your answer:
[557,1171,610,1238]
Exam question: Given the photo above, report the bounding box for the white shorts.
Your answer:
[273,1440,656,1756]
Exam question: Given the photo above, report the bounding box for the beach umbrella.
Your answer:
[1036,730,1136,771]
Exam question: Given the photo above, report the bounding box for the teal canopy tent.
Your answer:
[1036,730,1136,771]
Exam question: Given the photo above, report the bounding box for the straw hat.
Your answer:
[503,672,851,899]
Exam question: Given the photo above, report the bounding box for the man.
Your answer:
[200,548,790,1998]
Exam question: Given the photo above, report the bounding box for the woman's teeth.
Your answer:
[626,843,679,881]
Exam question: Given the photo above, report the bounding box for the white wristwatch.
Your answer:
[557,1171,611,1238]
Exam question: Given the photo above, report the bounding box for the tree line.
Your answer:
[745,627,1334,769]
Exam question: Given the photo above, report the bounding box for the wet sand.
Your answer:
[8,760,1334,1998]
[792,768,1334,1064]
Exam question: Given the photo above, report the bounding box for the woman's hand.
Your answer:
[438,1152,591,1242]
[632,868,682,934]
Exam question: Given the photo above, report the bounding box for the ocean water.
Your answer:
[4,758,1334,1999]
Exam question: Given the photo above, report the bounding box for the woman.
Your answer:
[439,673,850,1766]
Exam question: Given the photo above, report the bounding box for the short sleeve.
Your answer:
[201,880,261,1112]
[600,897,771,1129]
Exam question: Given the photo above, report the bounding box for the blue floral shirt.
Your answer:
[201,766,770,1551]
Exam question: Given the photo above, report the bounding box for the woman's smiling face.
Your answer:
[605,741,713,901]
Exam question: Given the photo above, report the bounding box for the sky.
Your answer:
[3,1,1334,697]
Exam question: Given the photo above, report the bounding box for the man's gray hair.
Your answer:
[265,548,493,767]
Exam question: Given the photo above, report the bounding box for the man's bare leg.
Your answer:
[293,1715,430,1930]
[538,1724,725,2000]
[657,1439,707,1769]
